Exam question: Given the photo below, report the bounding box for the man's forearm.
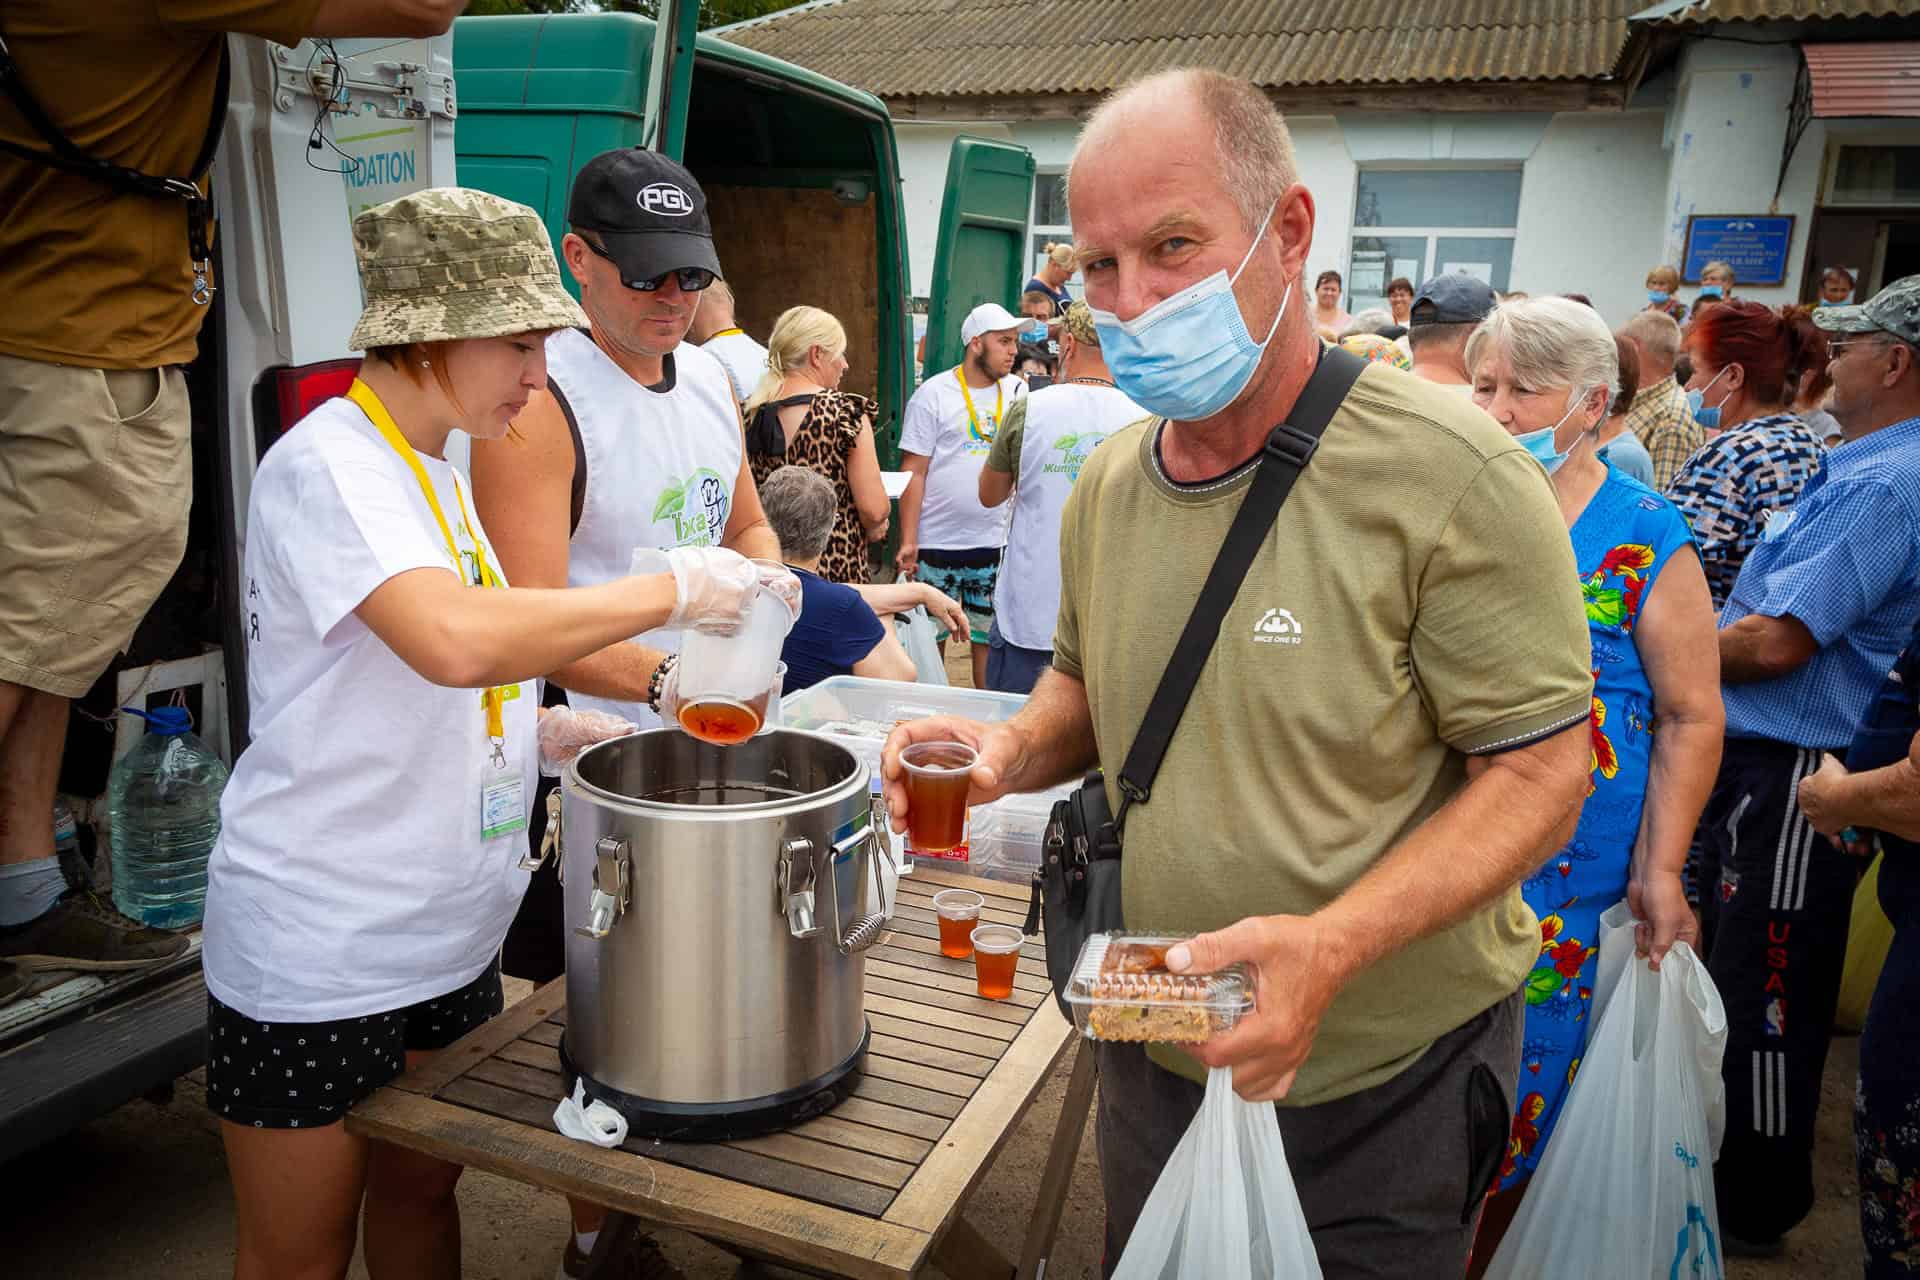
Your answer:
[1829,759,1920,842]
[1001,669,1098,794]
[550,642,669,704]
[1314,724,1588,987]
[725,518,781,563]
[1719,614,1816,684]
[897,476,925,549]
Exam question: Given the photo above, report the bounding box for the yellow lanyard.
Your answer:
[709,327,744,339]
[345,378,509,747]
[955,367,1002,443]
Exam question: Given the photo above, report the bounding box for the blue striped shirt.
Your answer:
[1722,416,1920,749]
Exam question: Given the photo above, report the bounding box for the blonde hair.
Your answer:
[1645,264,1680,290]
[1044,242,1075,270]
[1702,260,1736,286]
[743,305,845,416]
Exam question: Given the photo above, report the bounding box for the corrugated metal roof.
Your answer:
[1632,0,1920,23]
[1805,40,1920,115]
[718,0,1641,97]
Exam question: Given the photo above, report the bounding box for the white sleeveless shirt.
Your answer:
[546,327,744,726]
[994,381,1146,651]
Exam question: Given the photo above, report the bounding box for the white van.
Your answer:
[0,30,455,1162]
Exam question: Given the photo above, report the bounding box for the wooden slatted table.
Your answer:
[348,866,1098,1279]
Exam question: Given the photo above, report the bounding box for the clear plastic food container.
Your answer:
[1063,933,1253,1043]
[966,783,1074,884]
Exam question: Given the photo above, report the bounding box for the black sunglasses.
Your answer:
[580,236,717,293]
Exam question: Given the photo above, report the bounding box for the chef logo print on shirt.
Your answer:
[652,467,731,547]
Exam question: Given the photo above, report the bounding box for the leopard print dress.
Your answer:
[748,388,878,585]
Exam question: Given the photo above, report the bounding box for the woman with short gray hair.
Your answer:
[761,466,918,691]
[1464,296,1725,1271]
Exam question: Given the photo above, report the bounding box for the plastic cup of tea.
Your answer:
[676,563,799,745]
[754,662,788,737]
[971,924,1024,999]
[901,741,977,854]
[932,888,984,958]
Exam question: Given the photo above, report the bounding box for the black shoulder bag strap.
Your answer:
[0,25,229,303]
[1115,345,1368,830]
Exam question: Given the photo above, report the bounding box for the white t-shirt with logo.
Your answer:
[899,365,1026,552]
[995,382,1146,650]
[203,396,537,1023]
[703,330,770,403]
[547,327,744,726]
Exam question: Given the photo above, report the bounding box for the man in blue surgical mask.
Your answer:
[879,67,1595,1278]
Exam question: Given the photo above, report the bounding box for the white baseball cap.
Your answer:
[960,302,1023,345]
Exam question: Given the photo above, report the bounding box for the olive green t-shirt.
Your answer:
[1053,364,1593,1106]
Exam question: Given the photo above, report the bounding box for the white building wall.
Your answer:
[1658,39,1818,309]
[1510,110,1670,323]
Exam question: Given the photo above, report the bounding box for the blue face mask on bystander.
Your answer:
[1648,290,1670,304]
[1698,284,1724,300]
[1512,395,1595,475]
[1090,201,1288,421]
[1022,322,1049,344]
[1686,365,1733,431]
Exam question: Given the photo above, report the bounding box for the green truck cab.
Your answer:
[451,9,1035,463]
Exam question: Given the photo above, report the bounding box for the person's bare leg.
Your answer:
[570,1200,608,1236]
[0,686,66,868]
[969,639,988,691]
[363,1048,466,1279]
[223,1117,368,1280]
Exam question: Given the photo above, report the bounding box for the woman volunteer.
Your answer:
[1460,297,1723,1274]
[201,188,758,1280]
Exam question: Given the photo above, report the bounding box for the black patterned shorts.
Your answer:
[204,959,503,1129]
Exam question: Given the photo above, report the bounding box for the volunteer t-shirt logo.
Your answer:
[1045,432,1109,481]
[652,467,730,546]
[1252,607,1303,645]
[638,183,695,216]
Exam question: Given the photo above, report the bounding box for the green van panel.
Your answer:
[922,136,1036,381]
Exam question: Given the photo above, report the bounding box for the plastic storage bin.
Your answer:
[780,676,1028,773]
[966,783,1074,884]
[1063,933,1253,1044]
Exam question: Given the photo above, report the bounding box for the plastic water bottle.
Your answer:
[107,707,228,928]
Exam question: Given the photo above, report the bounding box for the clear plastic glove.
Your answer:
[754,559,804,621]
[659,545,758,633]
[536,705,635,776]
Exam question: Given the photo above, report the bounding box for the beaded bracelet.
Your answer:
[646,653,678,715]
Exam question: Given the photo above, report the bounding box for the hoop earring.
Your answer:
[420,359,432,368]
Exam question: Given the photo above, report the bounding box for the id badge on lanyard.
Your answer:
[346,378,529,842]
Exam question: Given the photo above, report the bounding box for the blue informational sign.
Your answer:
[1682,215,1797,286]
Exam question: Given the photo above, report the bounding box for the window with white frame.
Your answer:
[1030,169,1075,286]
[1347,168,1523,316]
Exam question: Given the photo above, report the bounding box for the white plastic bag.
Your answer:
[1113,1066,1324,1280]
[1484,901,1728,1280]
[893,605,949,685]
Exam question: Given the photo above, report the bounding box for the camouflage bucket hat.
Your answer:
[1062,299,1099,347]
[1812,274,1920,345]
[347,187,588,352]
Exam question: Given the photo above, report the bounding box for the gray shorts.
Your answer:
[1096,990,1522,1278]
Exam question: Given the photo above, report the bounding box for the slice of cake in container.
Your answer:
[1063,932,1253,1043]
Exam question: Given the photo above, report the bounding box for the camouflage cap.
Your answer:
[347,187,588,352]
[1061,299,1099,347]
[1812,274,1920,345]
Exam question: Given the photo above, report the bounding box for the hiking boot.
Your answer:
[0,890,190,973]
[557,1229,688,1280]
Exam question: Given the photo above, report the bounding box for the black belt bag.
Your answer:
[1025,347,1368,1019]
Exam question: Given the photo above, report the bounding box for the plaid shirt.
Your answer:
[1665,413,1825,611]
[1626,374,1703,491]
[1722,417,1920,750]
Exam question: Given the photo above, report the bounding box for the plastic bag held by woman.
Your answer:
[1483,901,1728,1279]
[1112,1066,1323,1280]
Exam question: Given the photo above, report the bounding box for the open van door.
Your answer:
[921,136,1035,381]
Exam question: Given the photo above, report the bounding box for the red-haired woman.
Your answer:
[1664,301,1827,609]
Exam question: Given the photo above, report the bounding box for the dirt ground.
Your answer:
[0,642,1870,1277]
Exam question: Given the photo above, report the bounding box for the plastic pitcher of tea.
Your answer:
[673,559,798,744]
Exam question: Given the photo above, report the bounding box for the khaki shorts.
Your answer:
[0,353,192,697]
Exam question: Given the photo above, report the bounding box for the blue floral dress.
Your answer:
[1499,466,1700,1191]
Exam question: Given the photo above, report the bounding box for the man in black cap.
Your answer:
[1407,273,1499,394]
[468,147,780,1279]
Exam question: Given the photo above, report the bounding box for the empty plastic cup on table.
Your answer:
[901,741,976,854]
[932,888,984,958]
[972,924,1024,999]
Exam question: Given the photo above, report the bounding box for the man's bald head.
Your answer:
[1069,68,1297,236]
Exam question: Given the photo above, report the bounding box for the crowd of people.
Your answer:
[1,10,1916,1278]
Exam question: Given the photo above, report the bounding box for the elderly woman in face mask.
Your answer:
[1462,297,1725,1275]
